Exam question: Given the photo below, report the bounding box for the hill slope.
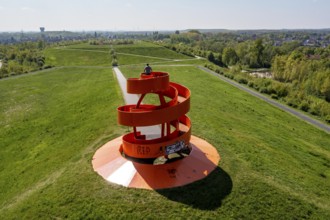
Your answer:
[0,41,329,219]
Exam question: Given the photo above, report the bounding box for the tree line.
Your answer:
[89,39,134,45]
[0,41,50,78]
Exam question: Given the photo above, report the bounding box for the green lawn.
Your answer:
[44,41,203,67]
[114,41,190,59]
[0,41,329,219]
[45,47,112,66]
[0,67,125,215]
[120,65,330,219]
[113,41,204,66]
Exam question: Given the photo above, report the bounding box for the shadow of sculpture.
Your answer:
[156,166,232,210]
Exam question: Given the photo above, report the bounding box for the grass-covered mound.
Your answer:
[0,41,329,219]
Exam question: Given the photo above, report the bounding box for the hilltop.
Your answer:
[0,41,329,219]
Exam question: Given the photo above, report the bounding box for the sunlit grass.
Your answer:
[0,67,124,209]
[120,65,330,217]
[45,47,112,66]
[1,42,329,219]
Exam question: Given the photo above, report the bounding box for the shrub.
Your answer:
[286,97,299,108]
[299,100,310,112]
[253,83,260,90]
[272,82,289,97]
[43,65,53,69]
[248,81,254,88]
[224,72,234,79]
[204,64,216,71]
[111,59,118,66]
[237,77,248,84]
[271,94,279,99]
[310,106,320,115]
[215,68,223,75]
[259,87,268,94]
[268,85,277,95]
[325,115,330,123]
[318,101,330,117]
[308,100,330,117]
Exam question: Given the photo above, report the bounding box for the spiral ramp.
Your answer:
[92,71,220,189]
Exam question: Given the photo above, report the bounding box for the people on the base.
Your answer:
[144,64,152,75]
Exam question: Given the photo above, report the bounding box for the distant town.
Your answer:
[0,28,330,47]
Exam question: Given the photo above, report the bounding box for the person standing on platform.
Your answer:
[144,64,152,75]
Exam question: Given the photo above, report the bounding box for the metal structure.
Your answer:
[92,71,220,189]
[118,72,191,161]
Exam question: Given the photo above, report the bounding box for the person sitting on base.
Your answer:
[144,64,152,75]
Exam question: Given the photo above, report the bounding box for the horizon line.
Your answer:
[1,27,330,33]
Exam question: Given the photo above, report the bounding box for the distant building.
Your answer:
[40,27,45,32]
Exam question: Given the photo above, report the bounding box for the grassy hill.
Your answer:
[0,41,329,219]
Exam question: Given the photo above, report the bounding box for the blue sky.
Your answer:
[0,0,329,31]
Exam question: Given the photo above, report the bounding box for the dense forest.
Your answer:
[0,41,49,78]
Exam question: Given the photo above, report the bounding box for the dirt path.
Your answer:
[198,66,330,134]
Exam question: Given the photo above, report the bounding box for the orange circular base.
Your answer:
[92,135,220,189]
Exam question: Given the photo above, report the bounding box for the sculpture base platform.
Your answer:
[92,135,220,190]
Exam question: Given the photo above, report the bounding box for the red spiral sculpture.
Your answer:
[117,72,191,160]
[92,70,220,189]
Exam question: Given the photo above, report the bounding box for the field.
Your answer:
[0,41,329,219]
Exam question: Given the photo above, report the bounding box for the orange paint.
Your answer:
[92,135,220,189]
[118,72,191,159]
[92,71,221,189]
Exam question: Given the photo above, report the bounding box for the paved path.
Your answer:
[198,66,330,134]
[113,67,140,105]
[113,67,161,138]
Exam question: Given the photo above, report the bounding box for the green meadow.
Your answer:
[44,45,112,67]
[0,41,329,219]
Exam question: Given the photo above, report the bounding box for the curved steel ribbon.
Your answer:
[117,72,191,159]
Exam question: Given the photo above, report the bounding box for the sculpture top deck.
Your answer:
[117,72,191,160]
